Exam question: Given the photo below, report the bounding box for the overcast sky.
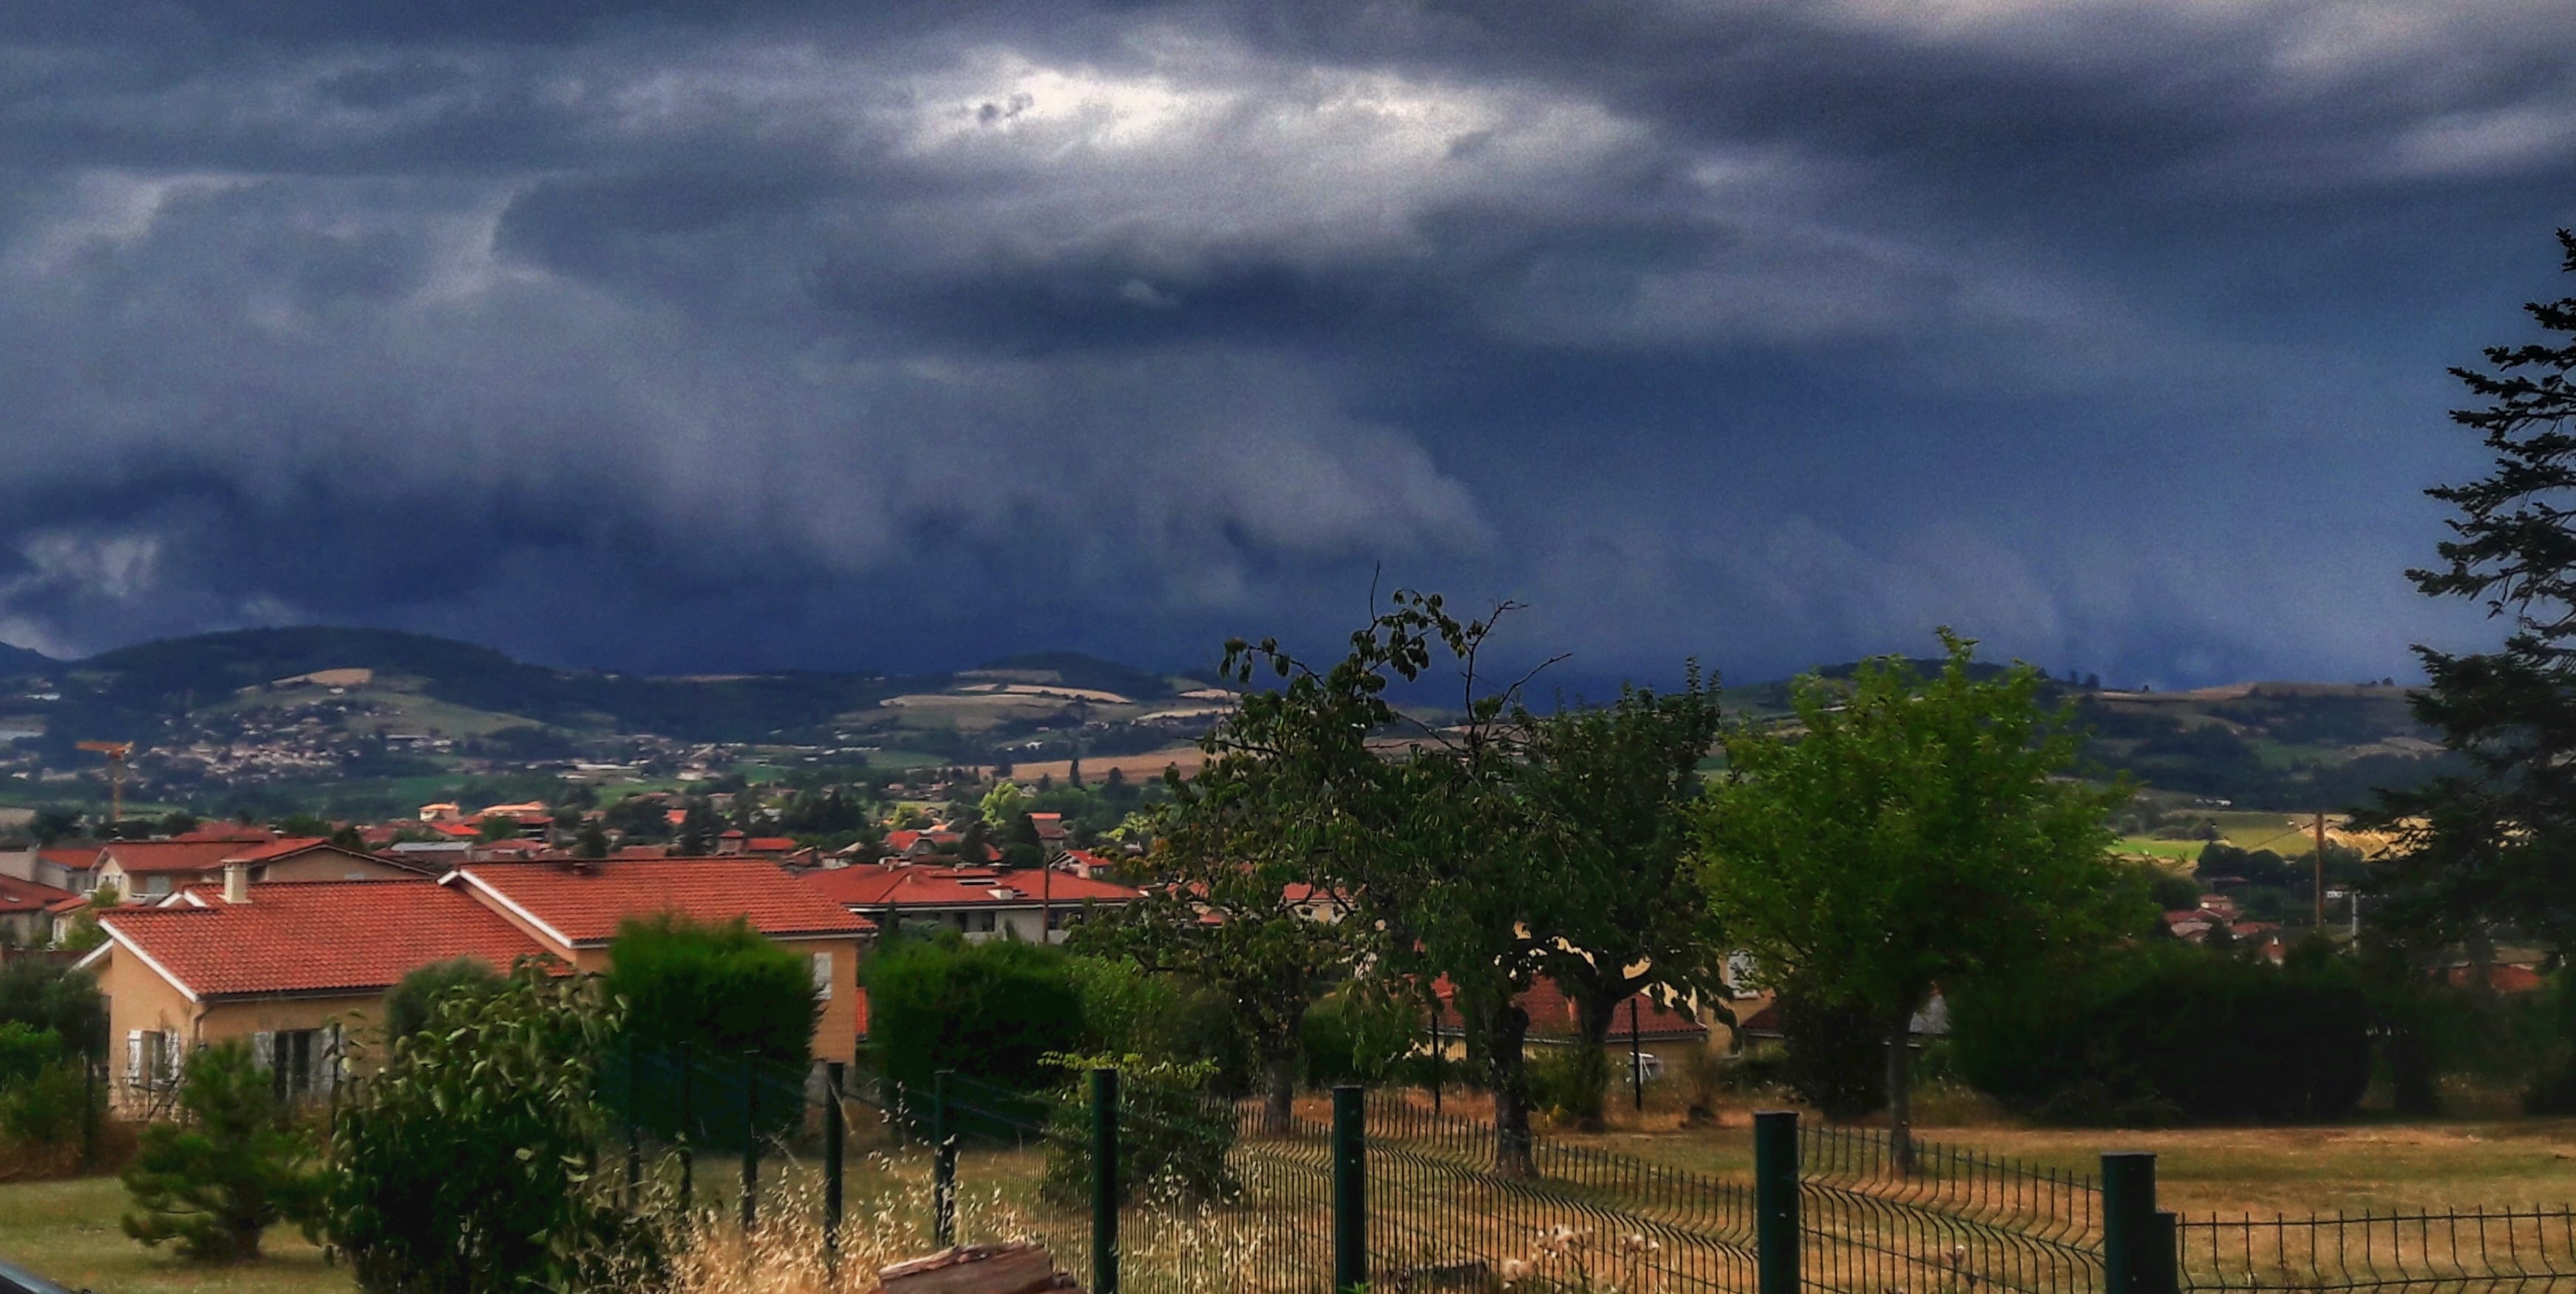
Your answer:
[2,1,2570,686]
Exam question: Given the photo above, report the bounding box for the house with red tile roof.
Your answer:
[82,878,559,1107]
[1427,976,1713,1083]
[799,862,1141,944]
[96,837,419,901]
[0,873,75,946]
[441,858,873,1061]
[81,856,879,1108]
[30,843,108,893]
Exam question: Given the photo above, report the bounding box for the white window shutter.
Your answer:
[322,1026,341,1095]
[125,1030,142,1083]
[251,1032,274,1071]
[810,951,833,999]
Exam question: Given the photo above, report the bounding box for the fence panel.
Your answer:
[1797,1125,2105,1294]
[2178,1207,2576,1293]
[1360,1091,1760,1293]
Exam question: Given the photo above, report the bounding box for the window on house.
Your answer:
[256,1029,327,1101]
[140,875,170,896]
[809,951,834,1000]
[128,1029,180,1094]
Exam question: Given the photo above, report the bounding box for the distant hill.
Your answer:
[4,627,1219,755]
[12,626,906,745]
[0,641,52,679]
[1735,664,2452,814]
[963,651,1182,701]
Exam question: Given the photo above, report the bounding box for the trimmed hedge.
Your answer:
[1951,939,2371,1124]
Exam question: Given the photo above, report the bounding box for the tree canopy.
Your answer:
[1698,631,2138,1168]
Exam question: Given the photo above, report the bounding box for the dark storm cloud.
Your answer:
[0,0,2569,682]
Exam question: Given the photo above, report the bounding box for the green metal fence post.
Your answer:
[1331,1085,1367,1293]
[933,1068,956,1247]
[824,1062,846,1270]
[1091,1067,1120,1294]
[678,1043,694,1213]
[2102,1152,2159,1294]
[2145,1209,2180,1294]
[1754,1110,1800,1294]
[741,1051,760,1233]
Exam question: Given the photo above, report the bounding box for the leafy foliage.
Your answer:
[2368,231,2576,958]
[865,932,1085,1092]
[1699,631,2141,1164]
[1040,1054,1239,1208]
[1949,940,2373,1124]
[1772,994,1891,1122]
[605,915,818,1064]
[120,1041,326,1262]
[327,962,652,1294]
[1070,664,1372,1126]
[0,957,107,1060]
[382,957,507,1043]
[1518,671,1727,1130]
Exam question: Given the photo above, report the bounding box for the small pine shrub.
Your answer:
[120,1042,325,1261]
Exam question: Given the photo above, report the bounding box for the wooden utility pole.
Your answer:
[2313,811,2328,932]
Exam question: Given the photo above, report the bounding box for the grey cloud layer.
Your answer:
[0,0,2565,680]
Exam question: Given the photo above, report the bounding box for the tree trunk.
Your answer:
[1569,986,1620,1133]
[1486,1001,1538,1179]
[1262,1044,1297,1136]
[1884,1010,1915,1176]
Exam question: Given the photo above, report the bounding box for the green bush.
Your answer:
[382,958,506,1043]
[0,959,106,1060]
[607,915,818,1062]
[1063,958,1254,1096]
[0,1020,61,1085]
[866,933,1084,1091]
[1299,990,1417,1089]
[1774,993,1889,1121]
[1951,939,2373,1124]
[327,963,655,1294]
[1040,1054,1238,1208]
[0,1057,93,1149]
[120,1041,326,1262]
[1523,1044,1608,1122]
[601,915,820,1148]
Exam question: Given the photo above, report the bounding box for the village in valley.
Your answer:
[7,1,2576,1291]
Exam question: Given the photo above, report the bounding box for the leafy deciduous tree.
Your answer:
[1518,671,1727,1131]
[327,963,649,1294]
[1699,631,2138,1170]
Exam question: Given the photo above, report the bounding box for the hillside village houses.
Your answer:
[800,859,1143,943]
[79,857,871,1110]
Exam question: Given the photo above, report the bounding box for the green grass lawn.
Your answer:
[0,1176,350,1293]
[2115,836,2203,863]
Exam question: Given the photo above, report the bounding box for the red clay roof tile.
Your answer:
[448,859,874,946]
[96,880,554,1000]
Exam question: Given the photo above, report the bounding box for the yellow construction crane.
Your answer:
[76,740,134,826]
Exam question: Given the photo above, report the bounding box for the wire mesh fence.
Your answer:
[1795,1125,2105,1294]
[1358,1088,1759,1293]
[599,1051,2576,1294]
[2176,1207,2576,1293]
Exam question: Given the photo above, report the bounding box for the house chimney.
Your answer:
[222,861,250,904]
